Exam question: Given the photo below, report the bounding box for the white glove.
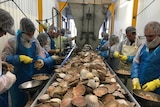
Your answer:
[5,71,16,89]
[34,59,44,70]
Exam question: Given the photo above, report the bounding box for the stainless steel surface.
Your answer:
[60,44,76,67]
[18,80,43,92]
[30,73,57,107]
[68,0,111,49]
[105,62,141,107]
[133,90,160,107]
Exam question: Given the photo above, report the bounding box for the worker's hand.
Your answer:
[55,49,60,53]
[34,59,44,70]
[113,51,120,58]
[52,55,61,63]
[142,79,160,91]
[2,61,14,72]
[132,78,141,90]
[119,55,128,61]
[19,55,33,64]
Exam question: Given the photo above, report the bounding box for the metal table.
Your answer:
[105,62,141,107]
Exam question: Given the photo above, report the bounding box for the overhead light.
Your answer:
[120,0,130,8]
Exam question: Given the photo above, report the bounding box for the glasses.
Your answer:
[132,32,136,35]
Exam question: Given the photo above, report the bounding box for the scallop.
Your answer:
[85,94,99,107]
[73,84,86,96]
[72,96,87,107]
[38,94,50,102]
[93,87,108,97]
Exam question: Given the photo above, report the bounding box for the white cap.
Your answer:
[0,9,15,35]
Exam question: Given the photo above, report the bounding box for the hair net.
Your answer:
[125,26,136,33]
[37,33,48,45]
[20,18,35,34]
[47,24,57,33]
[0,8,15,35]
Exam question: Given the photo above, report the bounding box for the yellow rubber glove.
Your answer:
[132,78,141,90]
[113,51,120,58]
[19,55,33,64]
[119,55,128,61]
[34,59,44,70]
[55,49,60,53]
[142,79,160,91]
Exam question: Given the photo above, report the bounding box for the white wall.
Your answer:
[113,0,160,38]
[136,0,160,36]
[113,0,133,37]
[0,0,59,52]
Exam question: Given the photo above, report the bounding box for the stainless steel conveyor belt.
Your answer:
[105,62,141,107]
[30,48,141,107]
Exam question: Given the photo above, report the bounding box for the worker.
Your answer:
[44,24,59,55]
[36,33,61,74]
[113,26,142,91]
[131,21,160,95]
[97,32,109,59]
[106,35,120,71]
[1,17,44,107]
[97,31,108,51]
[0,8,16,107]
[114,26,142,70]
[54,28,76,53]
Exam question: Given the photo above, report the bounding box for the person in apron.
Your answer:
[0,9,16,107]
[131,21,160,95]
[44,24,59,55]
[36,33,61,74]
[97,32,109,59]
[113,26,142,90]
[1,18,44,107]
[106,35,120,71]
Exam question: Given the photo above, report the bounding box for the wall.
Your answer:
[113,0,159,38]
[0,0,59,52]
[136,0,160,36]
[113,0,133,39]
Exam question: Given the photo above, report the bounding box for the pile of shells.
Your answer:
[35,50,136,107]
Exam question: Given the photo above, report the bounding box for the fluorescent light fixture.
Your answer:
[120,0,130,8]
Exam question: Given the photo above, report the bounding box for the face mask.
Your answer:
[146,36,160,49]
[22,33,33,42]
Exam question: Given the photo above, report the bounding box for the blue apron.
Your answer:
[139,45,160,94]
[10,32,37,107]
[47,33,55,50]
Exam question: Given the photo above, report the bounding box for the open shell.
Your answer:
[72,96,87,107]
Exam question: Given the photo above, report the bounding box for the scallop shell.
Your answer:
[87,79,99,89]
[72,96,87,107]
[58,73,66,78]
[61,98,72,107]
[80,68,89,80]
[38,94,50,102]
[104,100,119,107]
[49,98,61,104]
[85,94,99,107]
[63,74,73,81]
[73,84,86,96]
[102,94,115,105]
[86,72,94,79]
[51,82,59,87]
[93,87,108,97]
[59,80,68,88]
